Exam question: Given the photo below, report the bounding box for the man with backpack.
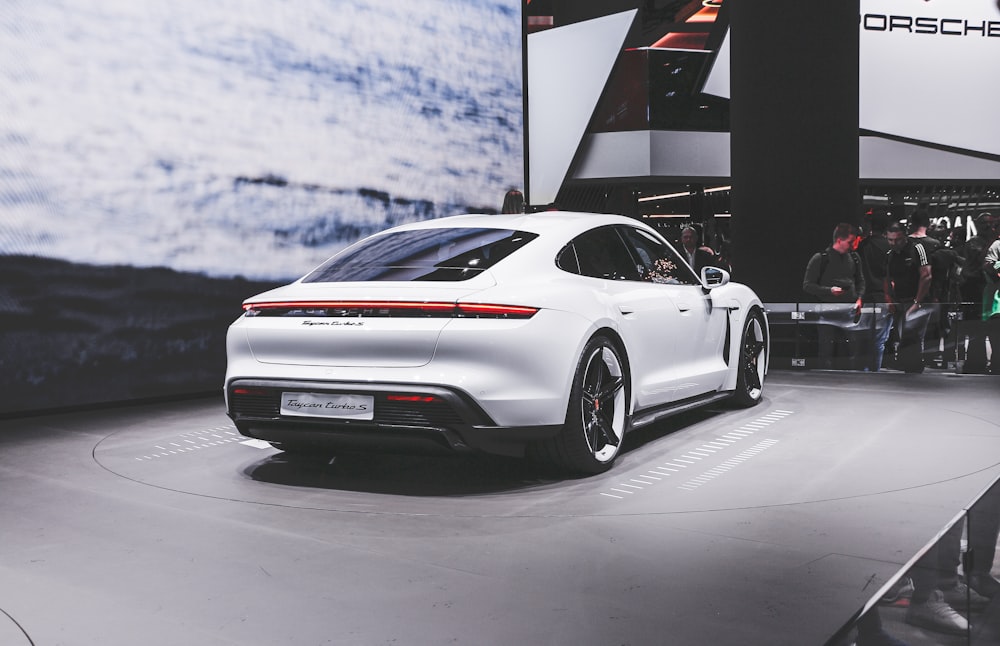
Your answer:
[803,223,865,369]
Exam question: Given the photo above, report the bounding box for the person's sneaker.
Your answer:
[941,582,991,611]
[879,577,914,605]
[968,573,1000,598]
[905,590,969,635]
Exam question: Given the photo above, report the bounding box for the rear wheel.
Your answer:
[732,307,767,407]
[537,336,628,475]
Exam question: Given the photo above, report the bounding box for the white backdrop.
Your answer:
[860,0,1000,157]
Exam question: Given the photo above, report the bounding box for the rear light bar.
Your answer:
[232,387,268,396]
[230,389,440,403]
[386,395,437,403]
[242,301,538,319]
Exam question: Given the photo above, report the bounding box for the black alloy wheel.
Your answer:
[732,307,767,407]
[537,335,628,475]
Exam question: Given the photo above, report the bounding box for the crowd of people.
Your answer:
[499,189,1000,375]
[803,211,1000,374]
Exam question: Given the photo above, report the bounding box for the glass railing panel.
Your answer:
[827,476,1000,645]
[953,305,999,375]
[762,303,800,369]
[763,301,997,374]
[967,478,1000,644]
[792,303,873,371]
[826,512,972,645]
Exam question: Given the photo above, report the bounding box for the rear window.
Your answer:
[303,228,538,282]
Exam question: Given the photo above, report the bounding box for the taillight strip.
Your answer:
[455,303,538,316]
[243,301,454,312]
[242,301,539,318]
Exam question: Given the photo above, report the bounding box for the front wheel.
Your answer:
[536,335,629,475]
[731,308,767,408]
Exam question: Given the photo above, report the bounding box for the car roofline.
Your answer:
[387,211,653,237]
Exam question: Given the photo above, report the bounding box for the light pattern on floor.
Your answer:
[599,409,794,499]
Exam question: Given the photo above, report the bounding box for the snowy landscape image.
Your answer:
[0,0,524,412]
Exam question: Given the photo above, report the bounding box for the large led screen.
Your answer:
[0,0,524,414]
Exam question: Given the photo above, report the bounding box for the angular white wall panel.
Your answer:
[527,10,637,206]
[572,131,730,180]
[860,136,1000,180]
[702,31,731,100]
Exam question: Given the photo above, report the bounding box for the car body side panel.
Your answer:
[595,281,678,409]
[709,285,769,392]
[661,284,730,398]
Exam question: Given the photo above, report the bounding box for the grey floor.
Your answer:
[1,371,999,646]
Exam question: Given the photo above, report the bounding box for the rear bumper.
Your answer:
[227,379,562,458]
[226,307,592,428]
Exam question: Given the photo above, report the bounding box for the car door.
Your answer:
[559,226,682,411]
[617,226,730,401]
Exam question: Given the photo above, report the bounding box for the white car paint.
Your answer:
[225,211,768,474]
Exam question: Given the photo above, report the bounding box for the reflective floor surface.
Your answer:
[1,371,998,645]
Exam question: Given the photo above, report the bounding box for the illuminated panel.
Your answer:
[860,0,1000,157]
[527,10,638,206]
[242,301,538,319]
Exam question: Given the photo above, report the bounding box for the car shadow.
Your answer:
[620,407,724,454]
[241,407,728,497]
[242,451,566,497]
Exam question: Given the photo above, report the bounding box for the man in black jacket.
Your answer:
[679,226,717,275]
[858,213,892,371]
[803,223,865,369]
[959,213,996,372]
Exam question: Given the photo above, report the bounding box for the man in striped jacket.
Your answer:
[884,223,933,373]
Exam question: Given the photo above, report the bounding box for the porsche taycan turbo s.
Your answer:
[225,211,769,475]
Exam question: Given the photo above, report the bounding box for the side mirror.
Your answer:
[701,266,730,289]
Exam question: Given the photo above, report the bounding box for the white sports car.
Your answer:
[225,211,768,474]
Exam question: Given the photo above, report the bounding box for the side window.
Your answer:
[560,227,640,281]
[619,226,701,286]
[555,244,580,274]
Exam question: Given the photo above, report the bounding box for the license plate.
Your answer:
[280,392,374,420]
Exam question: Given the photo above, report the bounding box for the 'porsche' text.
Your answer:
[862,14,1000,37]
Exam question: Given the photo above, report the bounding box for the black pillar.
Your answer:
[729,1,860,302]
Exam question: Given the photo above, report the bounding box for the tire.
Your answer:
[537,335,629,475]
[731,307,767,408]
